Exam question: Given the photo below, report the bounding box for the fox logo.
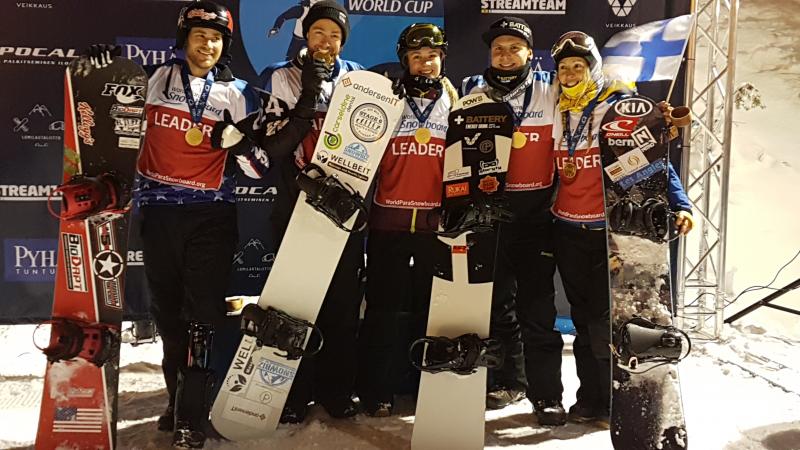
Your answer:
[101,83,145,104]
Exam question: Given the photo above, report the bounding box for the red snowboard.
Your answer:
[36,56,146,450]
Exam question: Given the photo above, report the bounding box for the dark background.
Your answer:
[0,0,689,323]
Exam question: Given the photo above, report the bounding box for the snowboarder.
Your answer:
[549,30,694,425]
[258,0,364,423]
[462,17,565,426]
[84,1,306,446]
[266,0,323,62]
[355,22,458,418]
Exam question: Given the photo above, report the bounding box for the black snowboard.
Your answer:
[599,95,688,450]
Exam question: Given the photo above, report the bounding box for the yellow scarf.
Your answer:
[559,75,635,112]
[558,72,599,113]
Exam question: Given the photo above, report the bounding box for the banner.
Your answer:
[0,0,688,323]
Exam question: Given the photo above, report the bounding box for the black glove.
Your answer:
[211,110,259,156]
[84,44,121,69]
[391,77,406,100]
[300,57,331,98]
[293,92,318,120]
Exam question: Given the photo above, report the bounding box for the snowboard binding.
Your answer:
[296,163,368,232]
[48,173,128,221]
[409,333,504,375]
[240,304,323,360]
[36,318,120,366]
[612,317,691,372]
[608,197,679,243]
[438,194,514,238]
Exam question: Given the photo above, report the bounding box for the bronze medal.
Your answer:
[415,127,431,145]
[563,159,578,180]
[512,131,527,149]
[185,126,204,147]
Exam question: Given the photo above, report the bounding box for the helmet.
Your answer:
[551,31,602,71]
[396,23,447,68]
[176,1,234,57]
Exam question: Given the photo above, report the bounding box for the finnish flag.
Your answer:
[601,14,694,83]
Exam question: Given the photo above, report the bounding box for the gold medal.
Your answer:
[185,126,204,147]
[563,159,578,180]
[415,127,431,144]
[312,50,334,68]
[512,131,527,149]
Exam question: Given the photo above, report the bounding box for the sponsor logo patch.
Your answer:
[350,103,388,142]
[445,182,469,198]
[343,142,369,162]
[614,98,653,117]
[479,175,499,193]
[62,233,87,293]
[257,359,296,387]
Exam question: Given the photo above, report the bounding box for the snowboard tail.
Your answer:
[36,56,146,450]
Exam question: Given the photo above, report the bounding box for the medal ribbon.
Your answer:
[563,94,600,157]
[180,63,215,126]
[407,96,438,127]
[507,83,533,128]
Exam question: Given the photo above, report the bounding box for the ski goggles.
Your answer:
[403,24,446,50]
[551,31,595,58]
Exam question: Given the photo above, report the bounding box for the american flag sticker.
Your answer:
[53,407,104,433]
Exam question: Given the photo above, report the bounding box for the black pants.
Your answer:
[284,230,365,407]
[141,203,238,407]
[356,230,445,405]
[491,220,563,401]
[554,222,611,410]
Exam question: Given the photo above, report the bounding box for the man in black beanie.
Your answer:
[301,0,350,45]
[259,0,364,424]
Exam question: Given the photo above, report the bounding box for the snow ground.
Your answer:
[1,1,799,449]
[2,324,800,450]
[721,0,800,339]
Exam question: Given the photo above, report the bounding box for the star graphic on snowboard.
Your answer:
[92,250,124,281]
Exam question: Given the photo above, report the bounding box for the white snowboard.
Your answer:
[210,70,403,441]
[411,94,513,450]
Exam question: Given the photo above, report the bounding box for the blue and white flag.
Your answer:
[601,14,694,83]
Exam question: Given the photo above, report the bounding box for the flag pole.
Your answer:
[667,14,697,104]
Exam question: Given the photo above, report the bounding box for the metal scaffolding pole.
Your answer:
[676,0,740,339]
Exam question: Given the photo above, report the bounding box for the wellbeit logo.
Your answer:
[4,239,57,282]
